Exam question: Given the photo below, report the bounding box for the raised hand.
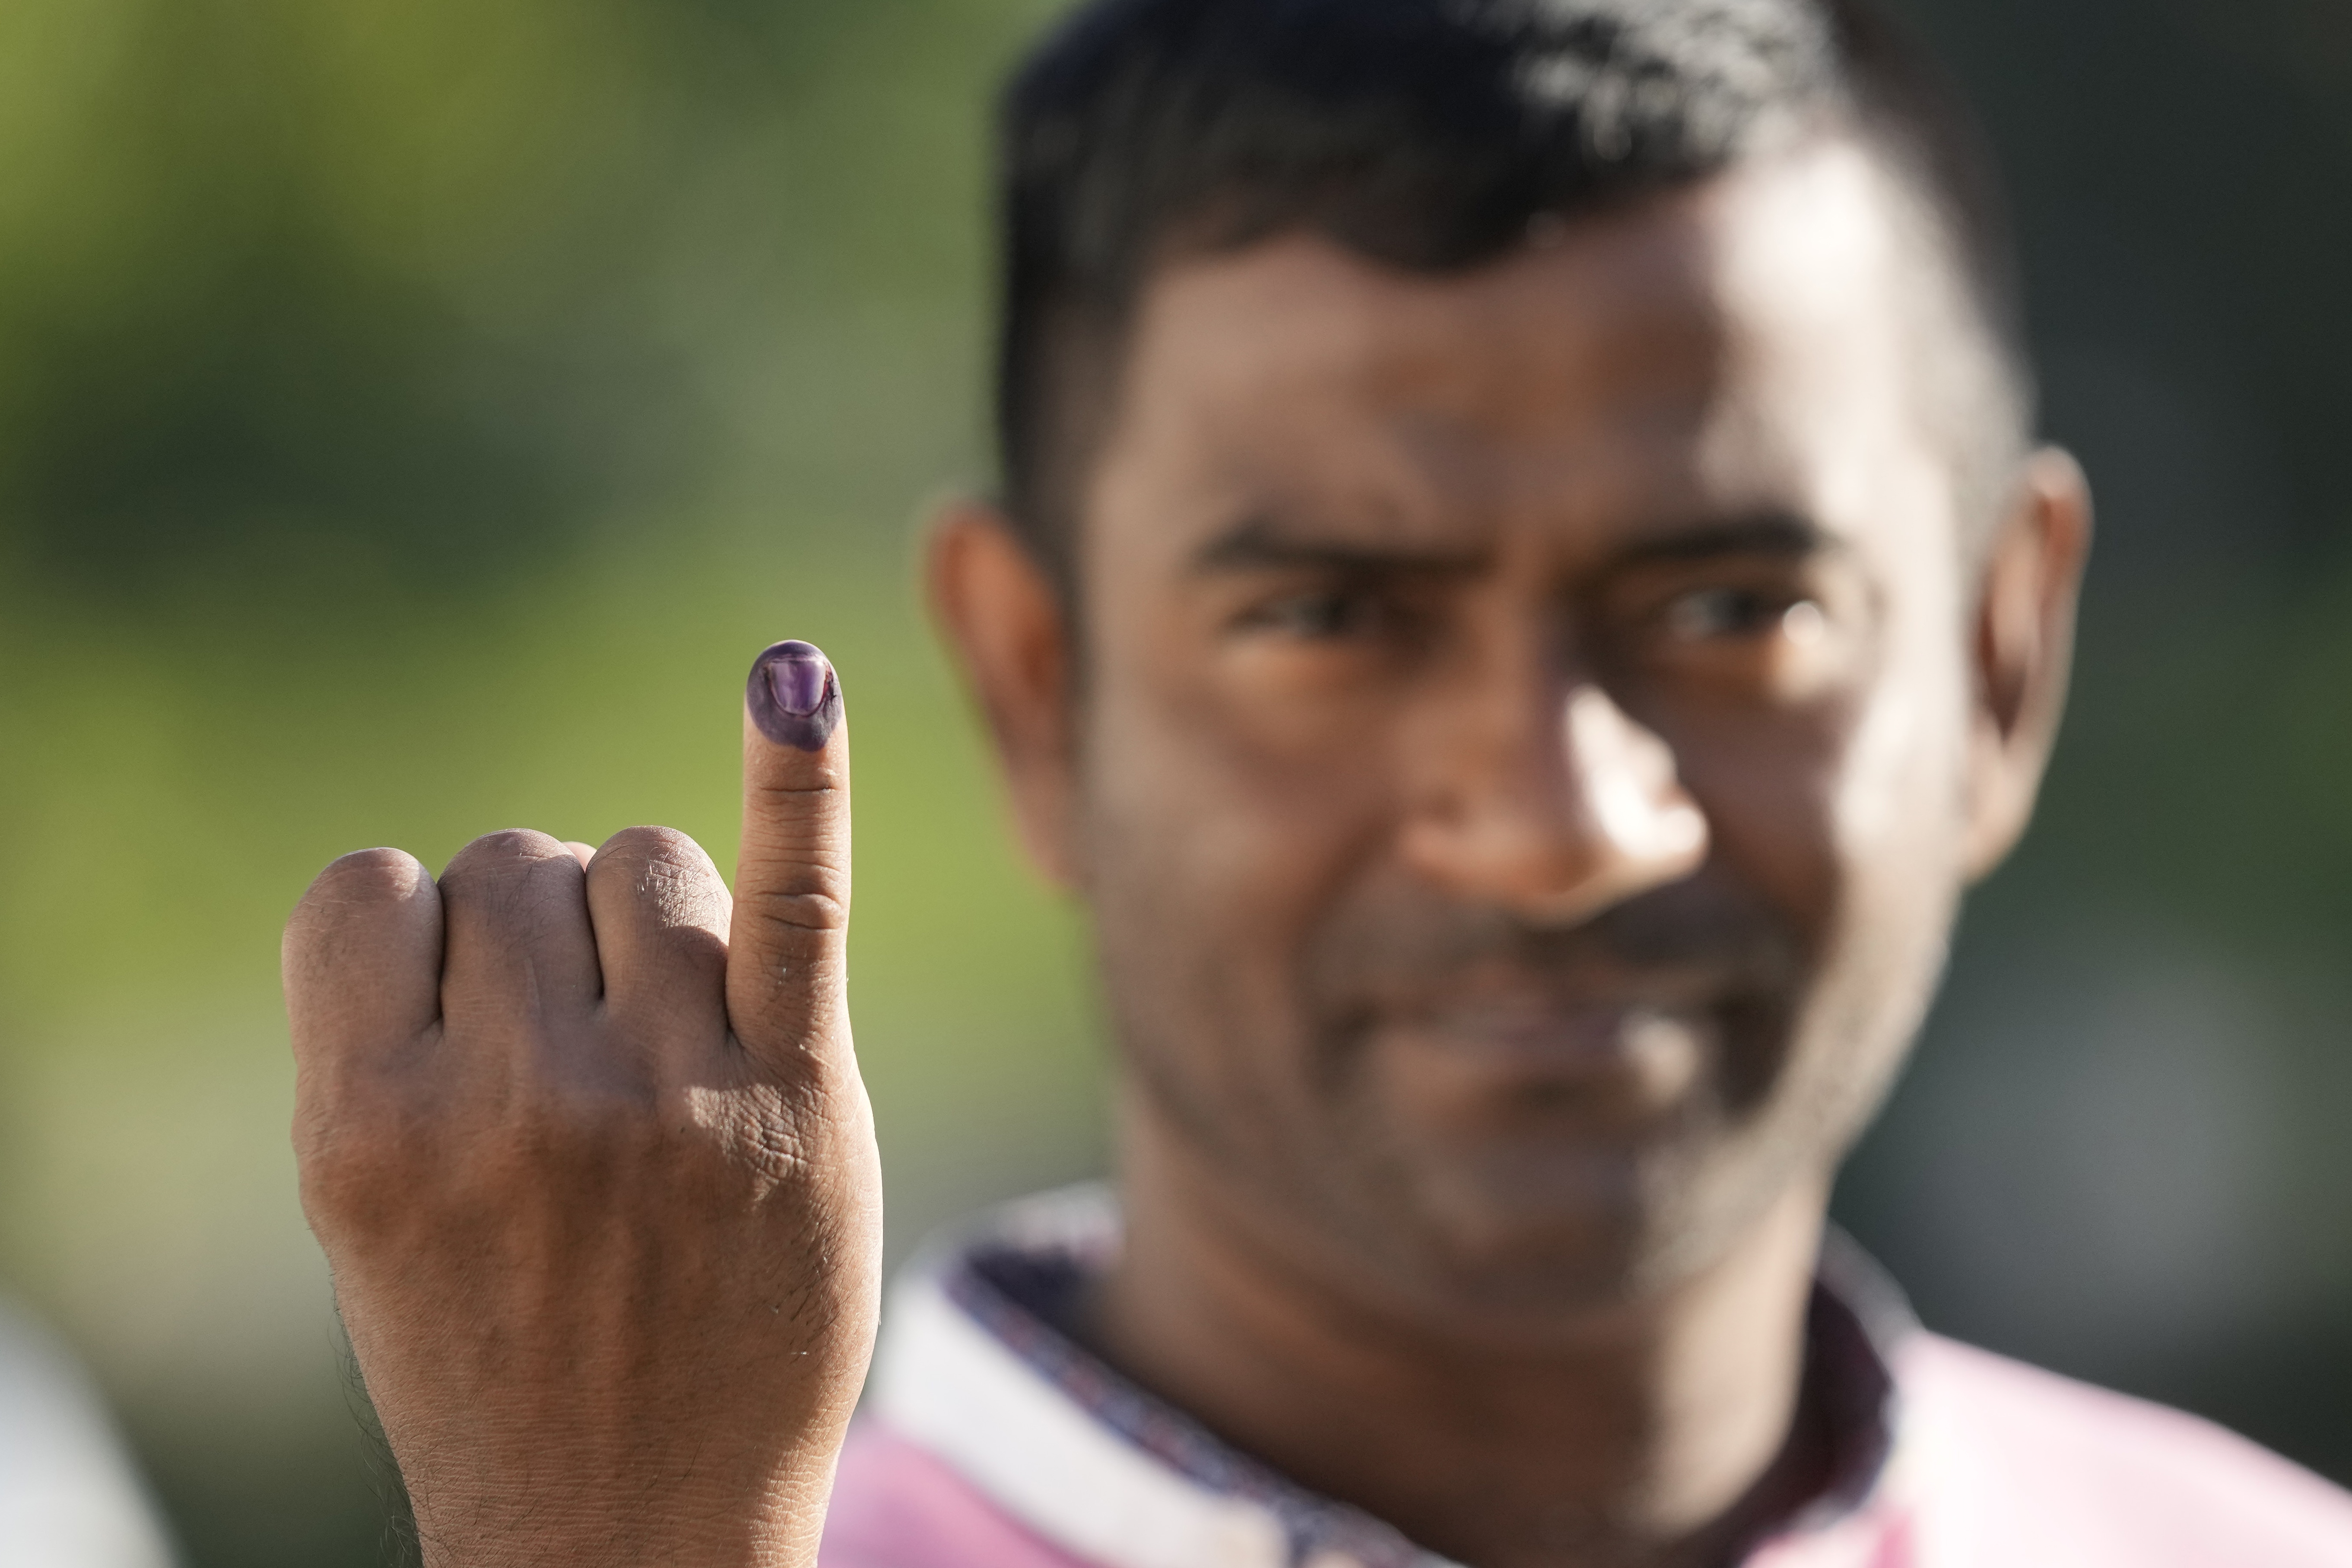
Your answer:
[285,641,881,1568]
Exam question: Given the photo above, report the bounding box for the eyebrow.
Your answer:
[1190,515,1488,577]
[1606,511,1841,568]
[1188,508,1839,577]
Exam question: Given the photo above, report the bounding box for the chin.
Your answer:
[1308,1000,1815,1319]
[1336,1121,1786,1328]
[1355,1146,1678,1316]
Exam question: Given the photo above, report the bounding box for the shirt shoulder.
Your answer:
[1901,1332,2352,1567]
[822,1417,1101,1568]
[0,1300,177,1568]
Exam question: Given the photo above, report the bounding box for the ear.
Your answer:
[924,498,1085,890]
[1962,447,2094,881]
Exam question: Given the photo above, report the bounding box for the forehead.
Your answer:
[1093,140,1940,552]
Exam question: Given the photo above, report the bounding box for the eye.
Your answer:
[1661,586,1822,644]
[1238,585,1390,641]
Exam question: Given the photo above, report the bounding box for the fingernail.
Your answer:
[747,640,842,751]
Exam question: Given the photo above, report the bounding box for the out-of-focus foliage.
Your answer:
[0,0,2345,1564]
[0,0,1051,598]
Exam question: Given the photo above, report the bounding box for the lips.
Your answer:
[1347,987,1722,1136]
[1295,869,1802,1134]
[1406,997,1708,1066]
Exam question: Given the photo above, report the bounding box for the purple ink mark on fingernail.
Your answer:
[747,640,841,751]
[769,653,828,715]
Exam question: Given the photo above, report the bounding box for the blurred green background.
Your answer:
[0,0,2344,1562]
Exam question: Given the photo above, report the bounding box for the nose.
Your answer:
[1398,682,1708,925]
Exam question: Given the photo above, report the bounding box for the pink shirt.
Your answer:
[822,1188,2352,1568]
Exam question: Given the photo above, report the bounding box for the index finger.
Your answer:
[726,639,852,1078]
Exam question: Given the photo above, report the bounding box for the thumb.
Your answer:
[727,639,853,1078]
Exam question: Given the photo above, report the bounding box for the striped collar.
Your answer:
[870,1185,1919,1568]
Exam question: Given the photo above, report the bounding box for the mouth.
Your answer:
[1402,997,1709,1069]
[1362,990,1721,1130]
[1303,880,1794,1131]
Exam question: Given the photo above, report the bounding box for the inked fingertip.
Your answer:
[747,639,842,751]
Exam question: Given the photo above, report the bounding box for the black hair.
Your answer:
[993,0,2034,578]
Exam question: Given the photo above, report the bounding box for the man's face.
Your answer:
[962,142,2073,1324]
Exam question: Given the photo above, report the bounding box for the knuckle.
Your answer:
[747,884,850,936]
[590,826,724,905]
[534,1079,759,1198]
[298,1065,651,1228]
[540,1054,662,1132]
[588,826,732,944]
[295,1052,843,1253]
[746,781,849,847]
[752,775,844,810]
[595,824,711,872]
[294,1099,433,1232]
[285,849,435,993]
[441,828,571,884]
[295,1121,384,1200]
[695,1082,819,1184]
[292,847,428,924]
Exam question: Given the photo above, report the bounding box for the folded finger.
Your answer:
[284,847,444,1070]
[584,825,732,1045]
[436,829,603,1038]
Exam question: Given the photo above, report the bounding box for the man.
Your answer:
[282,1,2352,1565]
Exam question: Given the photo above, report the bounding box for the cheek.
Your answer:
[1076,631,1404,1091]
[1082,658,1393,930]
[1666,698,1854,942]
[1833,643,1973,872]
[1812,614,1975,1034]
[1700,606,1974,1144]
[1665,627,1972,980]
[1075,671,1410,1170]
